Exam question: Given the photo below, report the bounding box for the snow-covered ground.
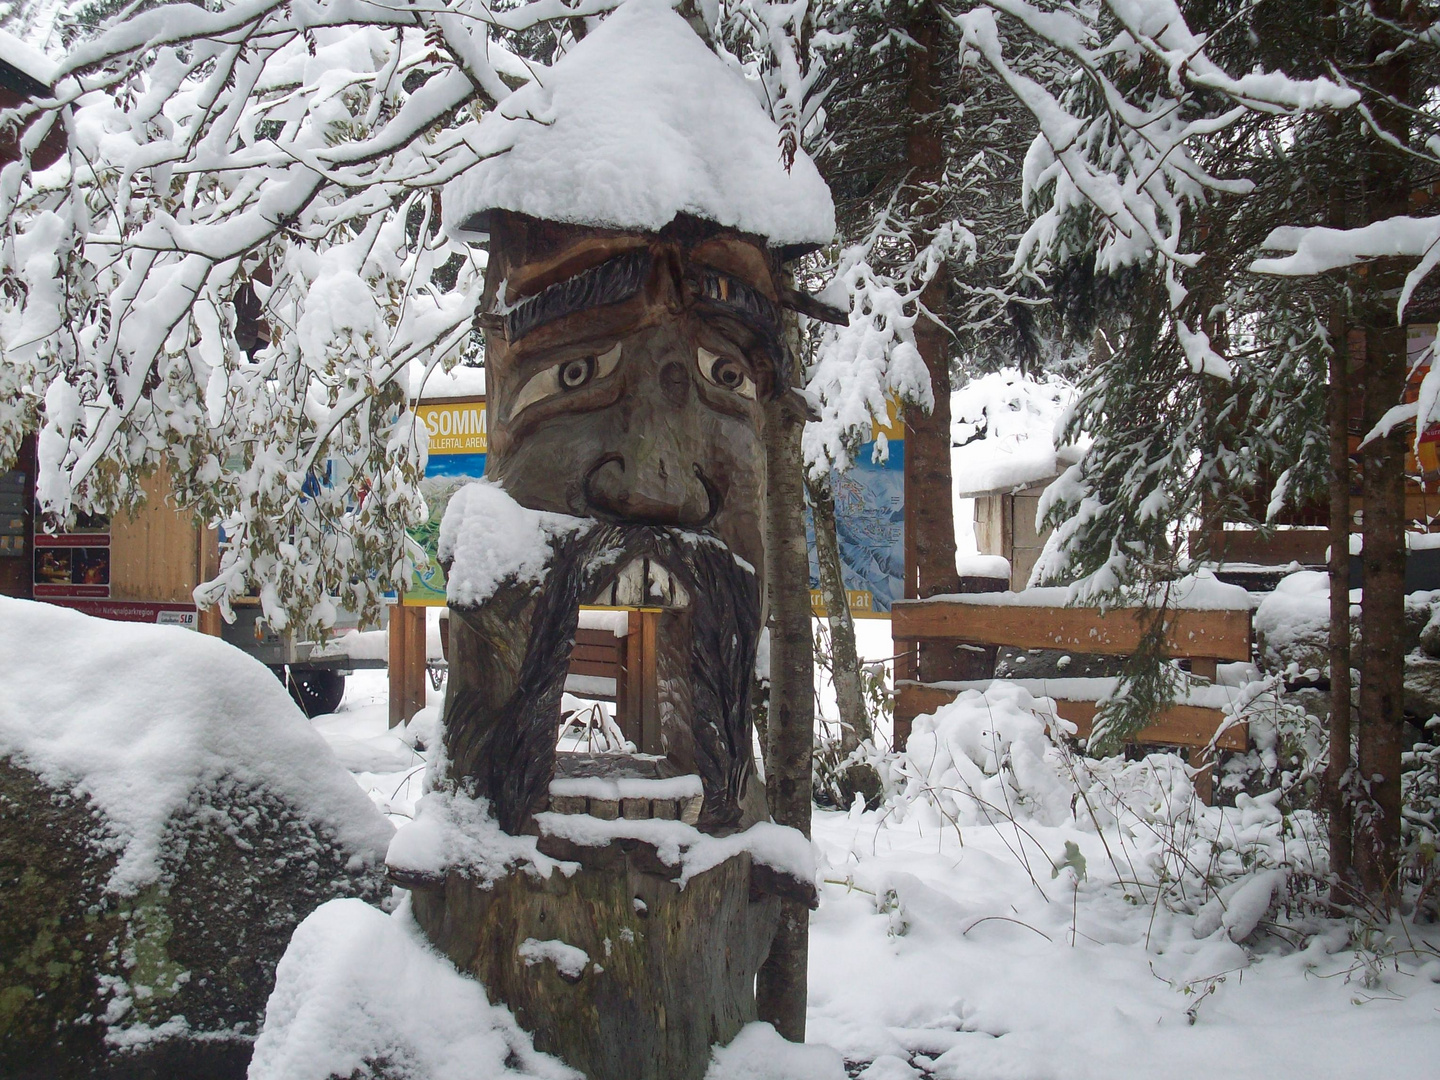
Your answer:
[304,635,1439,1080]
[809,811,1438,1079]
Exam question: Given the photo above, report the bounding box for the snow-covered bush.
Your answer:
[888,682,1077,830]
[879,683,1326,936]
[1217,679,1328,809]
[1403,720,1440,921]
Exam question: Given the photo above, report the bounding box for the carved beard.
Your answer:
[443,523,761,836]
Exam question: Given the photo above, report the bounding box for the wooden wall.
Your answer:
[971,478,1057,590]
[109,471,213,604]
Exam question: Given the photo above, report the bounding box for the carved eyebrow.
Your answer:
[689,265,782,337]
[504,248,651,342]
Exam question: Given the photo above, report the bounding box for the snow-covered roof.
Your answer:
[951,369,1084,498]
[0,28,58,92]
[408,359,486,402]
[443,0,835,249]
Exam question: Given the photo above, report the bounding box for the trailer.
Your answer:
[1,436,382,716]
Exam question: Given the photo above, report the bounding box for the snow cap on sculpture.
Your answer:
[442,0,835,250]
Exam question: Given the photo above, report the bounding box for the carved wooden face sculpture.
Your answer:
[440,213,790,837]
[482,212,787,577]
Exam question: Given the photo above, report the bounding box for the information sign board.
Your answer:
[405,398,488,605]
[807,403,905,617]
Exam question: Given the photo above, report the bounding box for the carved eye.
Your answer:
[560,357,594,389]
[696,348,756,400]
[509,344,623,417]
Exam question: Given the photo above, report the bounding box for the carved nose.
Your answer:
[584,454,713,526]
[659,361,689,407]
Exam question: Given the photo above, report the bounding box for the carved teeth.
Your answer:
[593,557,690,608]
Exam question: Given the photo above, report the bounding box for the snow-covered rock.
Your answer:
[1404,652,1440,724]
[443,0,835,248]
[1254,570,1332,678]
[0,598,392,1076]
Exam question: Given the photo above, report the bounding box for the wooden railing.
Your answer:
[891,595,1253,804]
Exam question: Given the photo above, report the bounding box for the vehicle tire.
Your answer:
[281,668,347,718]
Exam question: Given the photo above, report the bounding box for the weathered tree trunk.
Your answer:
[755,392,813,1041]
[1353,0,1413,910]
[1318,0,1355,894]
[1356,321,1406,908]
[409,843,780,1080]
[903,2,963,695]
[1326,298,1354,888]
[807,471,883,808]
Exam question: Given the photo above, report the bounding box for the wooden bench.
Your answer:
[891,592,1253,804]
[565,609,668,755]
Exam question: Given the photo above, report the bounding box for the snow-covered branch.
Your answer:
[954,0,1356,286]
[1252,216,1440,320]
[0,0,607,633]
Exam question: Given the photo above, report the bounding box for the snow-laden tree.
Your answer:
[0,0,626,635]
[952,0,1438,906]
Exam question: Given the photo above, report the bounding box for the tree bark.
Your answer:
[1326,298,1354,888]
[1320,0,1354,880]
[1353,0,1413,909]
[755,392,812,1040]
[903,2,964,695]
[807,471,883,808]
[1356,321,1406,908]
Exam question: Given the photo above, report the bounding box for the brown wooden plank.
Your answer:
[895,682,961,722]
[895,683,1247,752]
[1190,747,1215,806]
[1057,700,1247,752]
[566,658,622,680]
[617,610,642,746]
[1190,657,1218,682]
[109,469,203,604]
[639,610,661,755]
[570,642,622,664]
[388,603,427,728]
[574,627,623,647]
[891,601,1251,663]
[197,526,221,636]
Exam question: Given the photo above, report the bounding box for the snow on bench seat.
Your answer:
[897,677,1249,754]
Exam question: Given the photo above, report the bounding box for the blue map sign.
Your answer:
[807,408,905,618]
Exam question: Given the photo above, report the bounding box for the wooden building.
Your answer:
[2,436,220,632]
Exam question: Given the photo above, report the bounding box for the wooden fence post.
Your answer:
[389,599,427,728]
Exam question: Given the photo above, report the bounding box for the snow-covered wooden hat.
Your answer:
[443,0,836,257]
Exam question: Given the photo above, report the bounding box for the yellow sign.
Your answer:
[406,398,487,606]
[809,589,886,619]
[417,400,487,456]
[873,398,904,443]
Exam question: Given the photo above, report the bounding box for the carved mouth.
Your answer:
[589,555,691,608]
